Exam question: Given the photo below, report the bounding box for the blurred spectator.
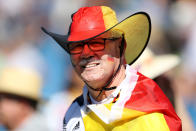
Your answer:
[0,67,50,131]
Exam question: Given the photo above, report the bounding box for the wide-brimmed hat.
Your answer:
[42,6,151,65]
[0,67,42,101]
[132,48,180,79]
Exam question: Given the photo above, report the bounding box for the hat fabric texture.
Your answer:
[0,67,42,101]
[42,6,151,65]
[132,48,180,79]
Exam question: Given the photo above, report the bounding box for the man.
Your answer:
[42,6,181,131]
[0,67,50,131]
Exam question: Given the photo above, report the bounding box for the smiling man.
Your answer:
[69,34,124,101]
[42,6,181,131]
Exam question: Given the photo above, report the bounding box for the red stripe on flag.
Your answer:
[124,72,182,130]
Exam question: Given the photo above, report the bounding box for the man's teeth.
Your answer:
[86,64,97,68]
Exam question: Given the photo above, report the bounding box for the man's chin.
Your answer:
[82,76,106,88]
[81,69,107,87]
[83,77,103,84]
[81,71,104,81]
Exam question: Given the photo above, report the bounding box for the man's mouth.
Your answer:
[82,63,100,69]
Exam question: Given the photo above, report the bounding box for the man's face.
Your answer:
[70,34,122,89]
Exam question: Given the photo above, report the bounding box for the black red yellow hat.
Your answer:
[42,6,151,65]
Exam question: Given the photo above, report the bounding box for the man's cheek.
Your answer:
[107,57,115,62]
[70,55,79,66]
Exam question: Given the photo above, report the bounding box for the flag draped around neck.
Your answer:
[65,65,182,131]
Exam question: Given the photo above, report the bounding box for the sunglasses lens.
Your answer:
[89,42,105,51]
[68,38,107,54]
[68,43,83,54]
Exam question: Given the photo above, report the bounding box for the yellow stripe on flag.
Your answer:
[105,103,113,110]
[83,111,112,131]
[113,112,170,131]
[121,107,146,120]
[83,111,170,131]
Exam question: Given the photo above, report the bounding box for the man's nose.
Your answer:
[80,44,94,58]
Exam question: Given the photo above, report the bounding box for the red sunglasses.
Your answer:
[67,37,122,55]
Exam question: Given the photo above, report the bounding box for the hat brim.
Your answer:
[135,55,180,79]
[41,12,151,65]
[0,67,42,101]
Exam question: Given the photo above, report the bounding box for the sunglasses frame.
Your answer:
[66,37,122,55]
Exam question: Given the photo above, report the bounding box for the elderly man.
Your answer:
[42,6,181,131]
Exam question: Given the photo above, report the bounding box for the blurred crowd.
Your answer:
[0,0,196,131]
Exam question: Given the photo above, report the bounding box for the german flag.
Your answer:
[81,70,181,131]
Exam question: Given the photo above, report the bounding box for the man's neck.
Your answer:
[88,65,126,102]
